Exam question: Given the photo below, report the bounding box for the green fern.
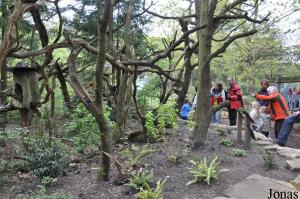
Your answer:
[186,156,219,185]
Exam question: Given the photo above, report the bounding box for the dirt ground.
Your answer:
[1,119,299,199]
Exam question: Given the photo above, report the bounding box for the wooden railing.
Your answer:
[237,110,253,149]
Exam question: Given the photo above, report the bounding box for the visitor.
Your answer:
[257,80,269,107]
[270,111,300,146]
[180,98,192,120]
[252,86,290,138]
[226,78,243,126]
[256,106,271,138]
[290,87,300,112]
[287,88,295,109]
[210,82,226,124]
[249,101,260,130]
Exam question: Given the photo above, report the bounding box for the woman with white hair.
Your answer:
[252,86,290,138]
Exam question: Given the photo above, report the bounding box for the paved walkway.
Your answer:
[215,130,300,198]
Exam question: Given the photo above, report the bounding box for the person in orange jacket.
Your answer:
[252,86,290,138]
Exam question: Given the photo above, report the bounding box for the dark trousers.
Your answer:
[274,119,284,138]
[278,114,300,145]
[228,108,237,126]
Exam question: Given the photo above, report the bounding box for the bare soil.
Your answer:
[0,120,299,199]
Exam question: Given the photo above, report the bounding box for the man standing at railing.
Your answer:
[257,79,269,107]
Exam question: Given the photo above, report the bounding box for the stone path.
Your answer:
[217,174,299,199]
[215,130,300,199]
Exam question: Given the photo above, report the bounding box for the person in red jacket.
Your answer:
[227,78,243,126]
[253,86,290,138]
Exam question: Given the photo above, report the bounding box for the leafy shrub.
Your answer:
[15,185,71,199]
[145,112,160,141]
[231,148,247,157]
[25,139,69,178]
[186,156,219,185]
[157,103,177,129]
[145,102,177,142]
[263,151,276,170]
[127,170,154,191]
[135,179,166,199]
[219,138,233,147]
[65,103,100,152]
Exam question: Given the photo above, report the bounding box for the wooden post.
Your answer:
[244,116,251,149]
[237,111,243,143]
[276,76,281,93]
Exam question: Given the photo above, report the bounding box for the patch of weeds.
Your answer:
[263,150,276,170]
[219,138,233,147]
[15,185,71,199]
[135,179,166,199]
[183,143,191,158]
[186,156,219,185]
[215,126,226,136]
[42,176,56,187]
[167,152,180,164]
[127,170,154,192]
[231,148,247,157]
[120,145,155,168]
[0,131,8,146]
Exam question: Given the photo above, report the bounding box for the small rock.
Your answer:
[68,163,79,172]
[70,155,82,163]
[286,159,300,172]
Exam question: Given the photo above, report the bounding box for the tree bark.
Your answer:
[96,0,112,182]
[0,0,9,129]
[192,0,217,148]
[0,0,36,73]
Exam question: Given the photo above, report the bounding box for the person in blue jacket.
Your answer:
[180,98,192,120]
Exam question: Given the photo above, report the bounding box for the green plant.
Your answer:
[145,102,178,142]
[145,112,160,141]
[15,185,71,199]
[219,138,233,147]
[231,148,247,157]
[0,131,8,146]
[42,176,55,186]
[186,156,219,185]
[120,145,155,168]
[65,104,100,152]
[263,151,276,170]
[127,170,154,191]
[25,139,69,178]
[167,152,180,164]
[215,126,226,136]
[135,179,166,199]
[157,102,177,129]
